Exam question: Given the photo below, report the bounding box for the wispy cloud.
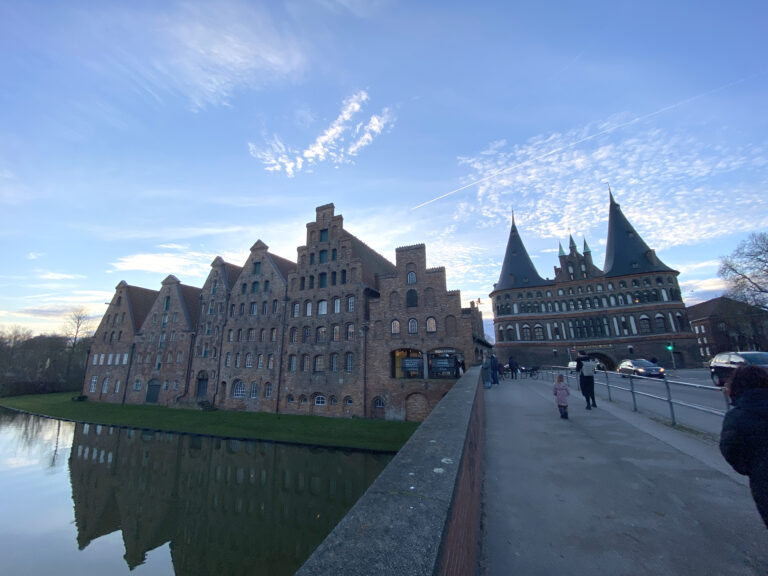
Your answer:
[250,91,395,176]
[80,1,307,111]
[27,252,44,260]
[109,251,216,279]
[448,121,768,249]
[38,271,86,281]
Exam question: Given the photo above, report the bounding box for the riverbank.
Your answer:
[0,393,418,452]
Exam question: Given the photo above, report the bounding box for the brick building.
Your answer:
[82,203,486,421]
[490,193,698,370]
[687,296,768,360]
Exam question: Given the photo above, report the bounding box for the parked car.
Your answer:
[709,351,768,386]
[617,358,665,378]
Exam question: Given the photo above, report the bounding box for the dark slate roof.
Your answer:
[343,232,397,283]
[686,296,768,321]
[602,192,674,278]
[494,216,551,291]
[223,262,243,290]
[179,283,202,327]
[124,284,159,331]
[268,252,297,282]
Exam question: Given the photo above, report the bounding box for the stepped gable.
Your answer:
[122,282,159,331]
[603,192,674,278]
[494,214,551,291]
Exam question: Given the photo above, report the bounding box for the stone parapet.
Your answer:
[296,366,483,576]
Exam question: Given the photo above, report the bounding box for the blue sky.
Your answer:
[1,0,767,336]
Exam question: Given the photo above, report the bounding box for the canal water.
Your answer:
[0,408,391,575]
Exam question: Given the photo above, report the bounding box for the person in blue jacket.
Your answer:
[720,365,768,528]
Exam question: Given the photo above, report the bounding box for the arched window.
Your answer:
[426,317,437,333]
[313,355,324,372]
[534,325,544,340]
[406,289,418,307]
[391,320,400,334]
[408,318,418,334]
[250,382,259,398]
[521,325,532,340]
[233,381,246,398]
[655,315,667,333]
[638,317,651,335]
[314,394,327,406]
[245,353,253,368]
[374,397,385,408]
[407,271,417,284]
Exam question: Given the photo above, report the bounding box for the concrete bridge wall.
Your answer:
[296,366,484,576]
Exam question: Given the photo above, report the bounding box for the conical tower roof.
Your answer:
[603,192,674,277]
[494,215,551,291]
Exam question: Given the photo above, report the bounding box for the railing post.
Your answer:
[722,387,732,412]
[663,375,676,426]
[604,369,612,402]
[629,375,638,412]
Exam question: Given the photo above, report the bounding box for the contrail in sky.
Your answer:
[410,73,762,211]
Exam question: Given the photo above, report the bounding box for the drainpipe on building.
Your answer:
[121,343,135,405]
[81,347,91,397]
[362,324,369,418]
[274,292,290,415]
[175,333,196,404]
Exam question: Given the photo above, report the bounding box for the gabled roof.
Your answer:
[494,215,551,291]
[603,192,674,277]
[123,283,159,331]
[223,262,243,289]
[686,296,768,321]
[343,232,397,277]
[268,252,297,282]
[179,283,202,327]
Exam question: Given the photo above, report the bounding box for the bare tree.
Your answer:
[62,307,94,384]
[719,232,768,308]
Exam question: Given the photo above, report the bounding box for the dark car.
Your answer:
[709,351,768,386]
[617,358,665,378]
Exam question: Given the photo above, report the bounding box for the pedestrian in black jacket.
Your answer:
[720,365,768,528]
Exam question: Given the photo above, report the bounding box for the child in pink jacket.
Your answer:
[553,374,570,419]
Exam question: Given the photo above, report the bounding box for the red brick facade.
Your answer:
[83,204,487,421]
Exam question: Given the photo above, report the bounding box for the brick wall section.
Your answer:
[438,375,484,576]
[296,367,483,576]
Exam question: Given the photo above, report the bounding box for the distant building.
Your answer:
[687,296,768,359]
[82,204,487,421]
[489,193,698,370]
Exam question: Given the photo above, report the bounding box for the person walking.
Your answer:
[576,355,597,409]
[720,365,768,528]
[553,374,570,419]
[508,356,518,380]
[490,355,500,386]
[481,355,492,389]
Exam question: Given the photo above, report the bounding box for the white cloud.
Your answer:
[251,91,394,176]
[447,120,768,250]
[80,1,308,111]
[38,272,86,280]
[27,252,44,260]
[109,251,215,279]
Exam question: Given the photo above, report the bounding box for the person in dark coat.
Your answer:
[720,365,768,528]
[508,356,518,379]
[575,356,597,409]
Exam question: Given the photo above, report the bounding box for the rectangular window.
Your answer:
[89,376,97,393]
[92,354,98,366]
[265,383,272,398]
[252,281,259,293]
[320,229,328,241]
[115,380,121,394]
[333,298,341,314]
[292,302,300,318]
[264,280,270,292]
[123,353,128,365]
[347,296,355,312]
[318,300,328,315]
[107,353,113,365]
[319,273,327,288]
[253,261,261,274]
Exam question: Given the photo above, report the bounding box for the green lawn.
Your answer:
[0,393,418,452]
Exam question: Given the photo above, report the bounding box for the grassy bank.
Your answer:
[0,393,419,452]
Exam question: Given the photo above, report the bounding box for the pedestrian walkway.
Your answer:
[481,377,768,575]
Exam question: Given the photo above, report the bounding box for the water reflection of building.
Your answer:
[68,422,389,575]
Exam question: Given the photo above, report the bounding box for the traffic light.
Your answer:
[665,341,674,351]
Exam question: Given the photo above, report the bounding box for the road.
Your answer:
[538,368,730,440]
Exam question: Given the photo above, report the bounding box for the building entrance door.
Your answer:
[146,380,160,404]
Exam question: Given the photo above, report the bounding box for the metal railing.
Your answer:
[541,365,730,427]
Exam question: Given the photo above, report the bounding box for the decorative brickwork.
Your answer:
[83,204,488,421]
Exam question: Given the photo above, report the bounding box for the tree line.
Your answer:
[0,309,93,397]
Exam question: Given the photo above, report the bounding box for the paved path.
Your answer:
[481,377,768,575]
